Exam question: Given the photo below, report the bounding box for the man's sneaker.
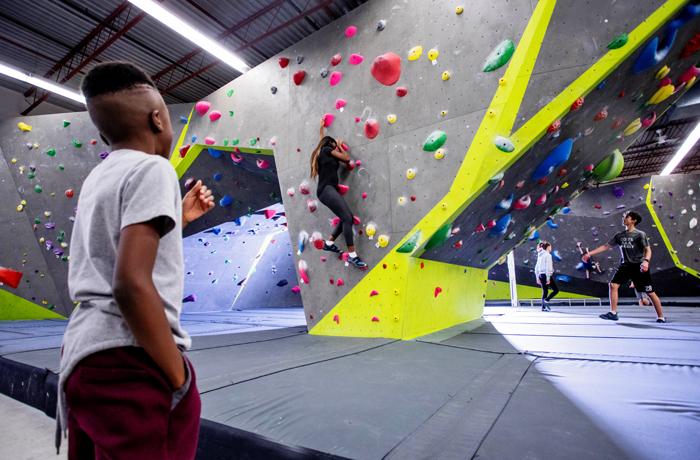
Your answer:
[542,303,551,312]
[656,318,666,323]
[347,256,367,269]
[599,312,619,321]
[323,243,341,253]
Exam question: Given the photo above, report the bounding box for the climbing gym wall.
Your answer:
[488,175,699,298]
[177,0,700,339]
[0,105,192,319]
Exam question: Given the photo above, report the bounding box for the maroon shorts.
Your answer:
[65,346,201,460]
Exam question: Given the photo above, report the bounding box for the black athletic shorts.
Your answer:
[610,263,654,293]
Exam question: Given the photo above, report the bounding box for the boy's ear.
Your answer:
[149,109,164,134]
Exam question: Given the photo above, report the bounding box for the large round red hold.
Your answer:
[293,71,306,86]
[65,189,74,198]
[371,52,402,86]
[331,54,342,66]
[364,119,379,139]
[396,87,408,97]
[279,57,289,68]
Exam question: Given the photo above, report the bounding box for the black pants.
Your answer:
[318,186,354,247]
[539,274,559,301]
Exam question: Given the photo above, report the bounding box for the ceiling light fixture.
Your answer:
[660,120,700,175]
[0,62,86,104]
[128,0,249,73]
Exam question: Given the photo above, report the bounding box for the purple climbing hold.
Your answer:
[100,152,110,160]
[183,294,196,303]
[669,214,674,219]
[53,249,64,257]
[613,186,624,198]
[45,223,55,230]
[669,191,673,196]
[617,205,626,209]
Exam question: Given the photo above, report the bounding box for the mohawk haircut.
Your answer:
[81,61,156,100]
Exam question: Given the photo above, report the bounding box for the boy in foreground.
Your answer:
[582,211,665,323]
[57,62,215,459]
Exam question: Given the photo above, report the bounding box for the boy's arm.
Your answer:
[582,243,612,261]
[641,246,652,272]
[113,219,186,390]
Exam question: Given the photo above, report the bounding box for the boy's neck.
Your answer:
[110,138,164,159]
[625,224,635,233]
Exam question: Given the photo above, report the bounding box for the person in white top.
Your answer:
[535,242,559,311]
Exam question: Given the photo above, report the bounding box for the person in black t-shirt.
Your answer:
[583,211,665,323]
[309,116,366,268]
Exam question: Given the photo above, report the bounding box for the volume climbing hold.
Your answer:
[195,101,211,115]
[330,71,342,86]
[489,173,504,184]
[378,20,387,31]
[349,54,364,65]
[494,136,515,153]
[209,111,221,121]
[649,85,674,104]
[442,71,451,81]
[570,97,584,111]
[307,199,317,213]
[490,214,511,236]
[18,122,31,131]
[293,71,306,85]
[496,194,514,211]
[364,119,379,139]
[548,120,561,132]
[425,224,452,249]
[513,195,531,209]
[388,114,397,124]
[371,52,402,86]
[346,26,357,37]
[423,131,447,151]
[409,46,422,61]
[435,148,445,159]
[483,40,515,72]
[271,86,277,94]
[257,159,270,169]
[595,110,608,121]
[397,230,421,253]
[396,87,408,97]
[331,54,342,66]
[378,235,389,247]
[323,113,335,127]
[607,33,628,49]
[532,138,573,180]
[338,184,349,195]
[219,195,232,206]
[335,99,347,109]
[184,178,196,190]
[592,149,624,183]
[622,119,642,136]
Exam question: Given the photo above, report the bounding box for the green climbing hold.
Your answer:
[483,40,515,72]
[637,101,650,111]
[481,257,489,264]
[255,150,261,154]
[249,139,257,146]
[423,131,447,151]
[73,139,82,148]
[488,173,504,184]
[424,224,452,250]
[46,149,56,157]
[34,218,41,224]
[58,164,64,170]
[235,200,242,205]
[248,206,255,214]
[632,93,644,102]
[269,192,278,199]
[227,89,234,97]
[60,230,65,236]
[477,248,483,254]
[494,136,515,153]
[592,149,624,183]
[61,256,68,262]
[63,121,70,128]
[231,139,239,145]
[28,173,35,179]
[35,185,42,193]
[57,236,63,243]
[223,140,229,146]
[577,148,583,153]
[48,304,55,310]
[397,230,422,253]
[549,205,563,216]
[606,33,628,50]
[229,111,234,116]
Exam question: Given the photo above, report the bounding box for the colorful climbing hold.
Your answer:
[278,57,289,68]
[195,101,211,115]
[649,84,674,104]
[349,54,364,65]
[607,33,628,49]
[396,87,407,97]
[371,52,402,86]
[423,131,447,151]
[364,119,379,139]
[490,214,511,236]
[18,122,31,131]
[293,71,306,85]
[483,40,515,72]
[330,71,342,86]
[494,136,514,152]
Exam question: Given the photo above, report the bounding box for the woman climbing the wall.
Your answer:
[310,116,366,268]
[535,241,559,311]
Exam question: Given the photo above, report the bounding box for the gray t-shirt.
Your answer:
[607,229,649,264]
[57,149,188,435]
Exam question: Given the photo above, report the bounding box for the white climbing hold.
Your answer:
[690,218,698,229]
[494,136,514,152]
[687,240,694,247]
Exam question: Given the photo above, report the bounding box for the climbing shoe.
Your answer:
[542,303,551,312]
[348,256,367,269]
[656,318,666,323]
[323,243,341,253]
[599,312,619,321]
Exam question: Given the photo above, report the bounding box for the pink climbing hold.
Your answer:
[658,77,672,88]
[679,65,700,84]
[264,209,276,219]
[323,114,335,127]
[535,194,547,205]
[231,153,243,163]
[205,137,215,145]
[330,71,343,86]
[338,184,349,195]
[364,119,379,139]
[307,199,317,213]
[292,286,300,293]
[257,159,270,169]
[287,188,294,196]
[362,193,367,198]
[332,217,340,226]
[300,182,310,194]
[345,26,357,37]
[234,147,241,153]
[434,287,443,298]
[298,260,309,284]
[513,195,531,209]
[355,160,361,166]
[195,101,211,115]
[371,316,379,322]
[293,71,306,86]
[279,57,290,68]
[641,112,657,127]
[333,314,339,323]
[208,110,221,121]
[486,220,496,228]
[353,216,361,225]
[355,117,361,122]
[331,54,342,66]
[475,223,486,233]
[341,143,349,151]
[337,279,345,286]
[370,290,379,297]
[396,87,408,97]
[321,257,326,261]
[673,82,687,94]
[585,164,595,171]
[179,144,190,158]
[335,99,347,109]
[349,54,364,65]
[371,52,402,86]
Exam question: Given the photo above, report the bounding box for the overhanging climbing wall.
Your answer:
[179,0,700,339]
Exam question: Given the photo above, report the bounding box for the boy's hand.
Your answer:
[183,180,214,227]
[582,254,590,262]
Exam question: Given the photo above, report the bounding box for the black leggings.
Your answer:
[318,186,354,247]
[539,274,559,301]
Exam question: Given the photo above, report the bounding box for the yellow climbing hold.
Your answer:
[17,204,23,211]
[40,238,45,243]
[688,77,697,88]
[441,110,447,116]
[394,315,400,322]
[499,78,507,86]
[488,109,496,118]
[441,202,448,210]
[655,66,670,79]
[394,288,400,295]
[51,193,55,196]
[407,168,415,179]
[456,6,464,14]
[562,182,569,188]
[393,262,399,269]
[61,242,68,248]
[388,114,397,124]
[398,196,405,205]
[366,224,376,236]
[428,49,439,60]
[44,211,51,217]
[435,148,445,159]
[18,122,32,131]
[442,71,450,81]
[378,235,389,247]
[42,301,47,304]
[650,85,674,104]
[643,183,650,189]
[409,46,423,61]
[21,200,26,205]
[623,118,642,136]
[12,158,17,163]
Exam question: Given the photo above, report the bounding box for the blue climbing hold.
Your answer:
[598,81,605,90]
[576,262,585,270]
[212,228,222,235]
[490,214,511,236]
[220,195,232,206]
[191,135,197,143]
[209,148,221,158]
[180,116,189,123]
[528,230,539,240]
[547,220,559,229]
[555,275,571,282]
[214,173,222,181]
[552,250,562,261]
[233,216,246,226]
[495,194,514,211]
[562,207,571,214]
[532,139,573,181]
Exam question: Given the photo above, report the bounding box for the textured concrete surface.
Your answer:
[0,393,67,460]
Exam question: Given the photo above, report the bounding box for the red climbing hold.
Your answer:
[680,31,700,59]
[364,119,379,139]
[486,220,496,228]
[594,110,608,121]
[659,78,672,88]
[307,199,317,212]
[454,240,463,248]
[331,54,342,66]
[91,140,97,145]
[558,168,567,176]
[310,315,313,319]
[556,198,564,204]
[179,144,190,158]
[421,262,424,269]
[396,87,408,97]
[536,194,547,205]
[338,184,349,195]
[594,205,602,209]
[300,182,310,194]
[619,91,625,98]
[345,160,355,171]
[184,178,196,191]
[371,52,402,86]
[434,287,443,298]
[410,196,416,201]
[515,181,524,188]
[278,57,289,68]
[547,120,561,133]
[585,164,594,171]
[370,290,379,297]
[293,71,306,86]
[612,118,625,129]
[257,159,270,169]
[264,209,276,219]
[352,216,361,225]
[570,97,584,111]
[383,264,387,269]
[65,189,74,198]
[475,223,486,233]
[330,279,334,285]
[539,177,547,184]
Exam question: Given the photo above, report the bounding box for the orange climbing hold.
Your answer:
[547,120,561,133]
[570,97,584,111]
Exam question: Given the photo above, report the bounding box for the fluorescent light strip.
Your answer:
[128,0,249,73]
[660,119,700,175]
[0,63,86,104]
